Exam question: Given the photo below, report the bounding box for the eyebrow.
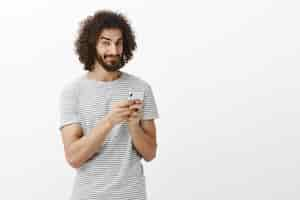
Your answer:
[100,36,123,42]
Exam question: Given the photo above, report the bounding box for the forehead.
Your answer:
[99,28,123,40]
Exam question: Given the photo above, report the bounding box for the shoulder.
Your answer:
[123,71,152,90]
[60,75,83,97]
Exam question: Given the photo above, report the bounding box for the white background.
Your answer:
[0,0,299,199]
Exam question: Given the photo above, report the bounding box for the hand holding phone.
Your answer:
[128,88,143,112]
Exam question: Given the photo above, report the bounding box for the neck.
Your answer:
[87,63,121,82]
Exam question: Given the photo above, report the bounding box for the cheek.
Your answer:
[118,46,123,54]
[96,47,106,57]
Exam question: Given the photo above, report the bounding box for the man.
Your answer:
[58,10,159,200]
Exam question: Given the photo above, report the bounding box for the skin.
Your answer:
[62,28,157,168]
[87,28,124,81]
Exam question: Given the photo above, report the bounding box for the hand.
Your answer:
[127,99,143,127]
[106,99,135,126]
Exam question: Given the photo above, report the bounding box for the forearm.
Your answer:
[128,124,157,161]
[68,116,113,168]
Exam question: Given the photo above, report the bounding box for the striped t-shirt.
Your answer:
[58,70,159,200]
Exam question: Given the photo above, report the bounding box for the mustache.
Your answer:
[104,55,120,59]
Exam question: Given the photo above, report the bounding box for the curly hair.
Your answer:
[74,10,137,71]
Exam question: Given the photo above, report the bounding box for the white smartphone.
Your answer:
[128,88,144,115]
[128,88,144,101]
[128,90,134,101]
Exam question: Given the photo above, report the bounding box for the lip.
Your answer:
[105,56,119,59]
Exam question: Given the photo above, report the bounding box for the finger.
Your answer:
[129,104,143,111]
[118,100,135,108]
[114,107,128,115]
[116,106,131,111]
[120,109,132,117]
[134,99,143,104]
[130,99,143,105]
[131,109,143,117]
[129,102,143,108]
[130,112,139,118]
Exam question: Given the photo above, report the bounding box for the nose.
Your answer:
[110,44,118,55]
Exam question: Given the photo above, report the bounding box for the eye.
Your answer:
[102,41,110,46]
[116,41,122,46]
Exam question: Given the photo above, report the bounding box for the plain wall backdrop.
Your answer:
[0,0,299,199]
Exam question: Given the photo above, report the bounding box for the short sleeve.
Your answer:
[58,83,80,131]
[142,84,160,120]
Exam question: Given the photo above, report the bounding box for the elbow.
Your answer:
[68,158,82,169]
[144,150,157,162]
[64,144,87,169]
[66,150,98,169]
[144,154,156,162]
[65,153,82,169]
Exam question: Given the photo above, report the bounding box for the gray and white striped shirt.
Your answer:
[58,71,159,200]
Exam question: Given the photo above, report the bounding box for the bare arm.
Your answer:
[61,115,113,169]
[128,119,157,162]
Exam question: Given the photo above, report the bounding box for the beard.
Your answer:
[95,53,125,72]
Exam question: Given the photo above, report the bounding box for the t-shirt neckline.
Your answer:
[81,71,126,86]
